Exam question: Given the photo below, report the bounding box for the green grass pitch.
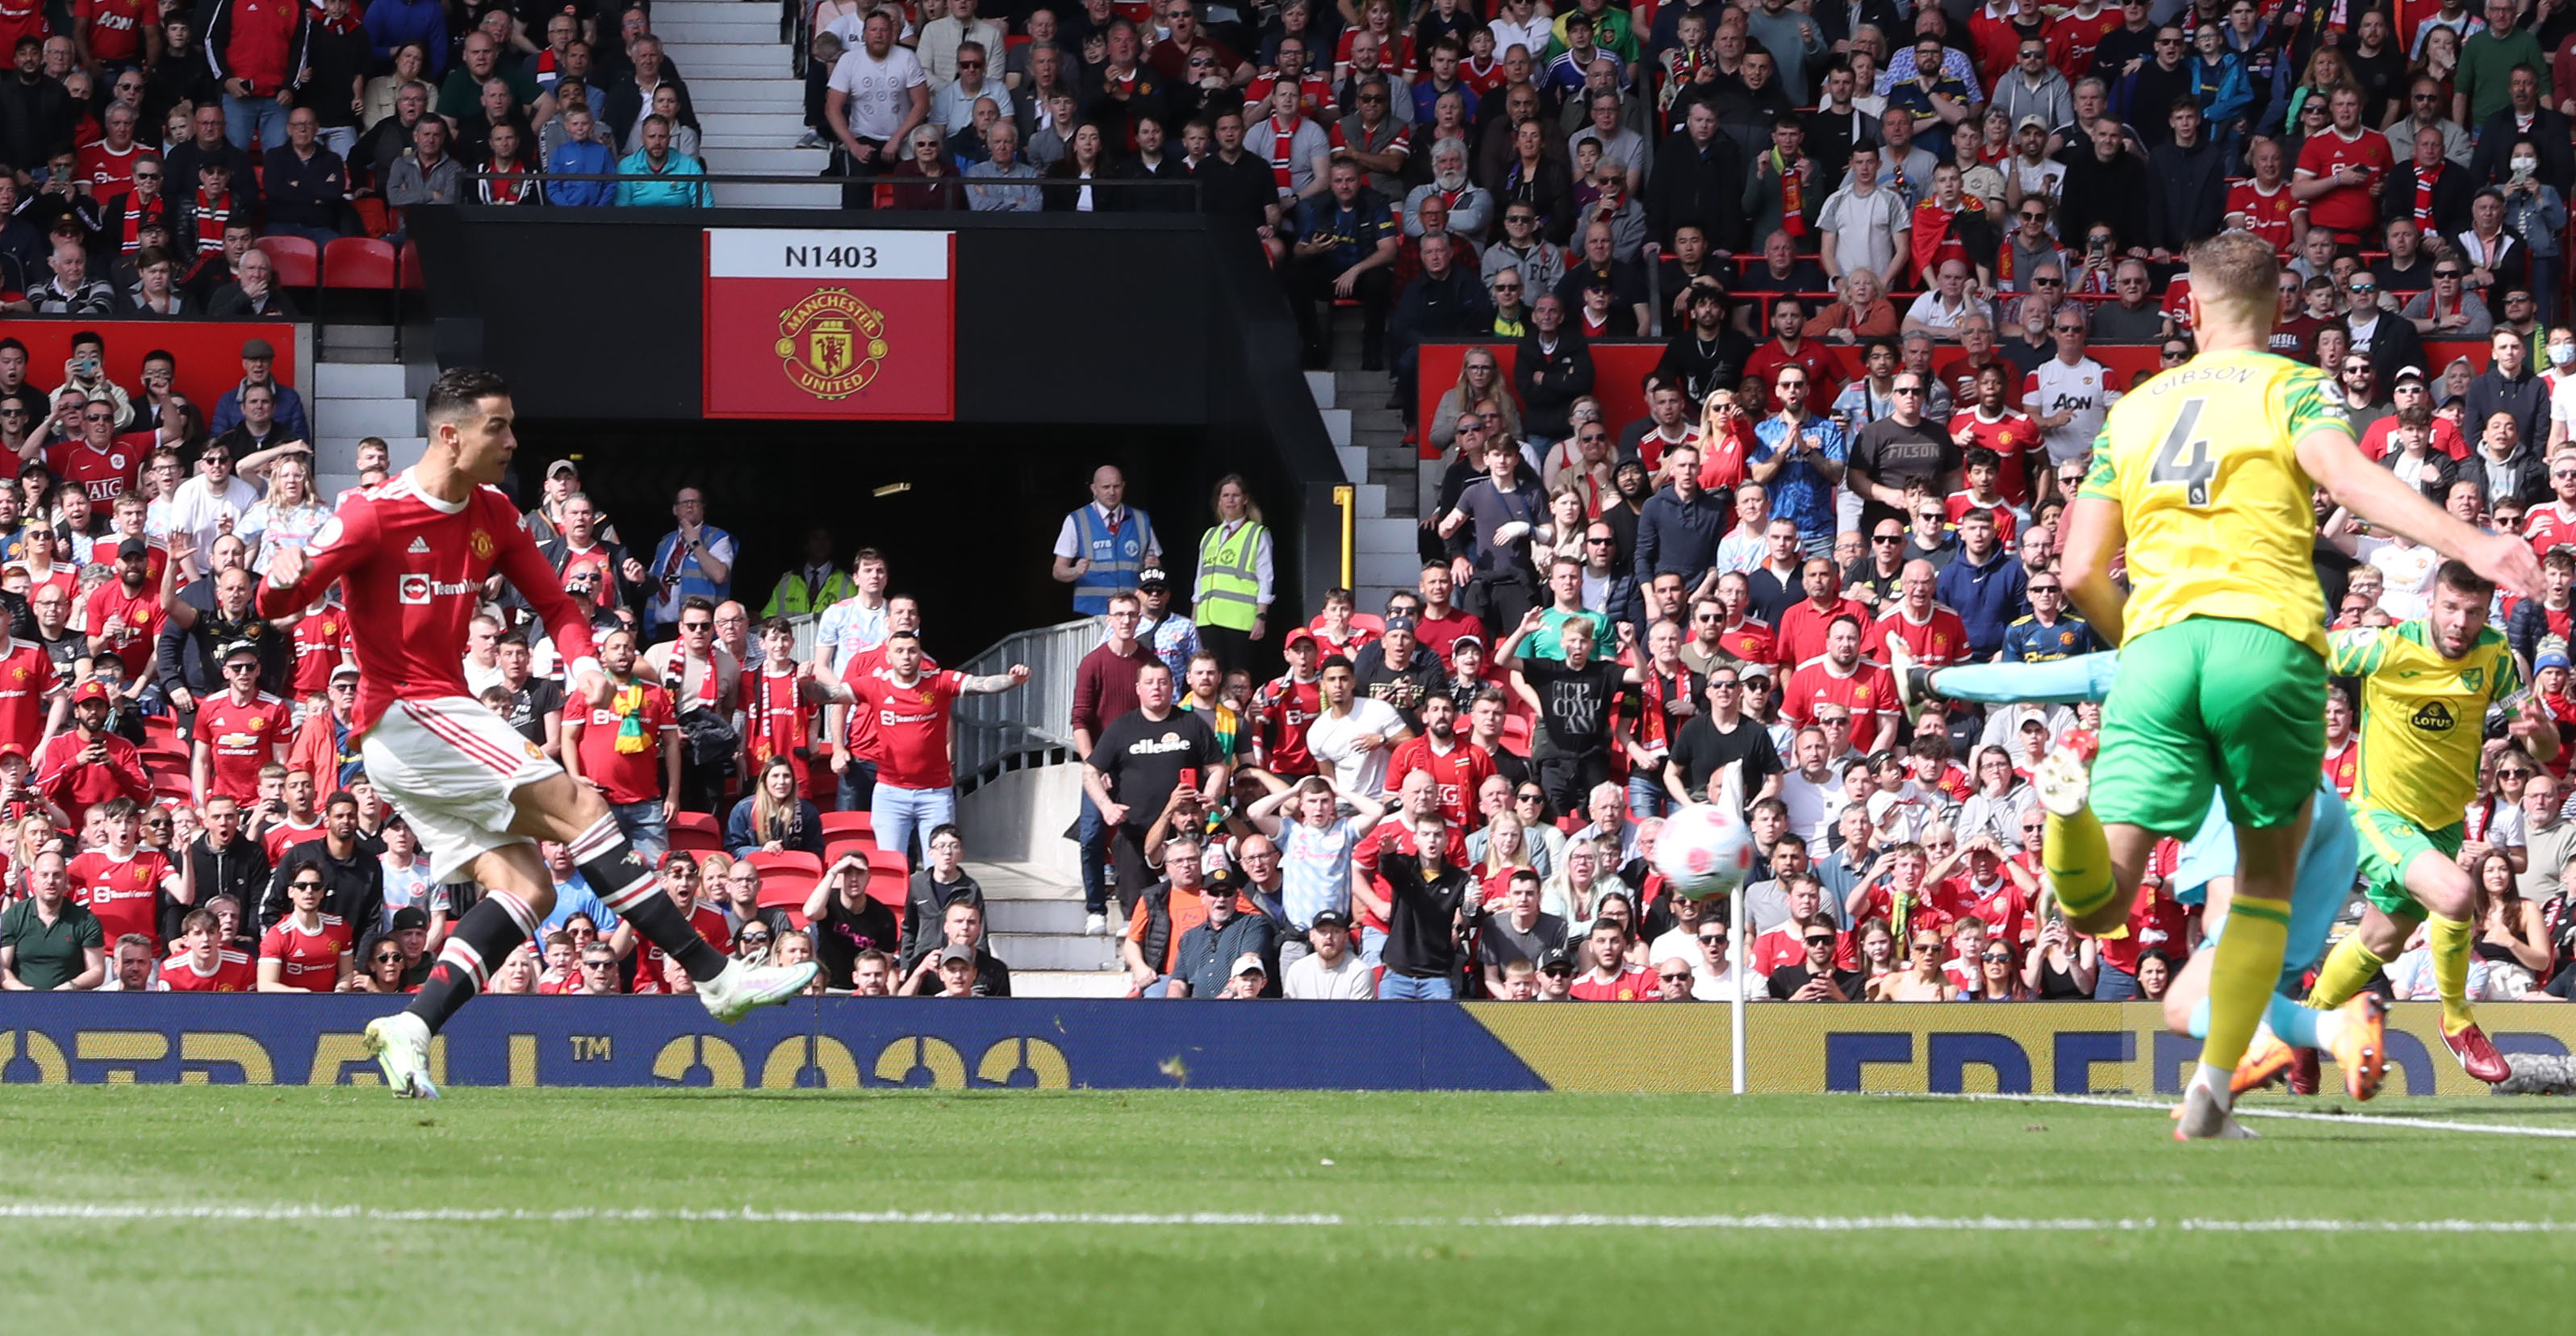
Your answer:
[5,1087,2575,1334]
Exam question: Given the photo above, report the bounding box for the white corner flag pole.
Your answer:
[1720,761,1747,1096]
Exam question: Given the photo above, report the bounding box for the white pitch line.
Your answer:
[2,1202,2574,1234]
[1923,1091,2576,1140]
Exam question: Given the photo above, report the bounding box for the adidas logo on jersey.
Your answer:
[408,538,431,554]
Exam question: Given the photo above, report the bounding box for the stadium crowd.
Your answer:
[14,0,2576,1016]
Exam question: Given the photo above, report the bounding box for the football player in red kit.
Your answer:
[254,368,812,1097]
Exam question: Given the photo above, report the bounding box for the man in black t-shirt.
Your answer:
[495,635,566,754]
[1378,815,1478,998]
[1662,665,1784,806]
[1352,617,1444,729]
[1081,660,1225,916]
[1498,609,1641,816]
[1844,369,1962,532]
[1767,920,1863,1000]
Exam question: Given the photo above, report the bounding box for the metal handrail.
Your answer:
[951,616,1104,783]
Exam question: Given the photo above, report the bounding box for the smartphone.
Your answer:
[1178,766,1199,793]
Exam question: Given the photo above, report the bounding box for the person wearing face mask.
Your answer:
[2495,139,2566,327]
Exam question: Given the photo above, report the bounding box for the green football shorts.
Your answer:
[2092,617,2327,835]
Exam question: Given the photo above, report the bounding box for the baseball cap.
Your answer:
[330,662,360,682]
[219,640,260,663]
[2015,114,2047,132]
[1537,946,1577,975]
[1283,628,1317,649]
[239,337,275,359]
[1135,567,1169,588]
[1449,633,1484,652]
[72,679,108,705]
[545,458,579,479]
[1308,908,1349,929]
[1230,951,1267,978]
[115,536,147,560]
[938,943,976,966]
[390,906,430,932]
[1383,615,1417,634]
[0,742,27,762]
[2393,365,2427,385]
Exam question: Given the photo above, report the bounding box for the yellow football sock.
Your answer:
[2427,913,2477,1035]
[2304,933,2389,1010]
[2200,897,2293,1071]
[2043,806,2118,921]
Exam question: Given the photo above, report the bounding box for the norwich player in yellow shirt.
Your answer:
[2046,232,2540,1139]
[2296,566,2555,1083]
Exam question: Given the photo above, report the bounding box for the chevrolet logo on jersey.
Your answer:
[2412,700,2455,733]
[214,732,257,748]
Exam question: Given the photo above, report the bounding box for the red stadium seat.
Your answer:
[322,236,397,289]
[747,850,823,880]
[398,238,424,290]
[864,848,908,879]
[818,809,872,839]
[755,868,819,914]
[671,811,719,836]
[865,870,907,909]
[668,825,722,854]
[256,235,320,287]
[822,837,873,870]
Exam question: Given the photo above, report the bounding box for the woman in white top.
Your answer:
[1954,745,2036,852]
[652,84,701,161]
[240,456,332,576]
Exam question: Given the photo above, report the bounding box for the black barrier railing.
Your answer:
[784,0,808,77]
[462,168,1203,208]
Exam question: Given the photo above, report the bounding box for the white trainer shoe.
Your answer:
[698,959,819,1024]
[1084,911,1108,936]
[364,1013,439,1100]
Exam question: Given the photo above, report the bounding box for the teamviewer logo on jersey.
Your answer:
[398,574,475,605]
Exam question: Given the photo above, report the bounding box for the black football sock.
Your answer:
[405,890,539,1033]
[570,815,731,983]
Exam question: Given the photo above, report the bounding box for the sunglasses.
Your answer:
[1516,791,1545,803]
[291,880,324,891]
[1806,936,1838,946]
[1708,678,1740,690]
[2029,584,2061,594]
[1909,941,1939,952]
[2501,768,2536,779]
[740,930,771,942]
[1982,951,2013,962]
[681,620,711,630]
[374,950,404,964]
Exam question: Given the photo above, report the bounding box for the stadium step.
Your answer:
[989,932,1123,971]
[656,1,831,206]
[1304,370,1336,409]
[1010,970,1135,998]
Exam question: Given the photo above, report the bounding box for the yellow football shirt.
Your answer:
[2327,621,2520,830]
[2079,350,2343,655]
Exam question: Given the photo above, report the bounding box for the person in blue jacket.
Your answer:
[726,758,826,858]
[1931,507,2028,659]
[546,105,618,207]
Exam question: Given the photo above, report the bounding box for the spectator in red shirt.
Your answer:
[257,861,353,991]
[207,0,308,151]
[33,680,148,816]
[82,537,160,684]
[1567,918,1658,999]
[159,908,257,992]
[1775,556,1872,667]
[1068,590,1152,921]
[562,625,681,863]
[1383,690,1495,829]
[190,639,291,804]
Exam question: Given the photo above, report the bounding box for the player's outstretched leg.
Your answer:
[366,887,548,1098]
[568,815,815,1021]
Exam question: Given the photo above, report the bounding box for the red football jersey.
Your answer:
[2525,503,2576,557]
[159,948,257,992]
[74,0,148,63]
[836,643,940,758]
[1779,658,1901,738]
[69,847,172,947]
[1714,616,1779,667]
[1252,672,1323,776]
[1938,875,2033,946]
[1383,735,1496,829]
[1943,491,2019,545]
[44,438,137,501]
[256,472,599,732]
[632,901,730,991]
[2323,737,2357,796]
[259,914,353,991]
[1867,604,1971,669]
[1775,596,1872,670]
[0,637,57,753]
[2226,178,2301,254]
[1950,408,2043,506]
[2294,127,2393,235]
[1412,608,1486,670]
[86,532,165,583]
[847,669,964,791]
[290,602,349,695]
[82,578,161,678]
[1568,964,1661,1001]
[1850,881,1956,943]
[261,816,325,863]
[2043,6,2122,73]
[74,138,146,205]
[194,690,292,803]
[571,682,678,805]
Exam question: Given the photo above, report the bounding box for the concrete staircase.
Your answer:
[312,359,427,499]
[655,0,838,208]
[970,860,1130,997]
[1311,309,1423,615]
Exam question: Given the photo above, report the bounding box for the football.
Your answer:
[1653,802,1758,901]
